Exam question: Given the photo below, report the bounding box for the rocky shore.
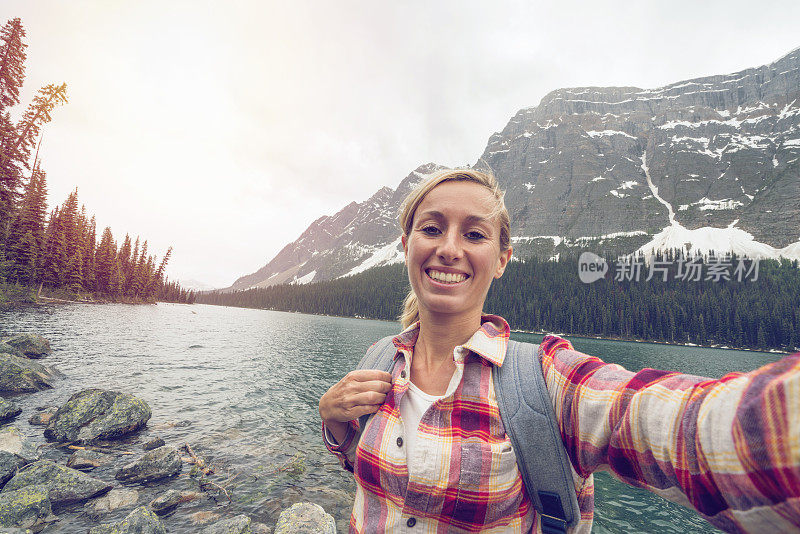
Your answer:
[0,334,338,533]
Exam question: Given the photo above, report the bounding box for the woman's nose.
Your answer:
[437,230,462,262]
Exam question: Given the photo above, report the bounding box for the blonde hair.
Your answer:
[398,168,511,328]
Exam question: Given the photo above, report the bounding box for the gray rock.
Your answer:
[0,399,21,423]
[0,528,33,533]
[2,460,111,507]
[142,437,165,451]
[0,427,39,486]
[88,506,166,534]
[202,515,252,534]
[27,407,57,426]
[0,343,21,358]
[148,489,182,516]
[90,488,139,515]
[0,335,50,359]
[0,354,61,393]
[66,449,111,470]
[0,485,51,529]
[44,389,151,444]
[274,503,336,534]
[115,446,181,484]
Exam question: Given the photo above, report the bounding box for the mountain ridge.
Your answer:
[226,47,800,292]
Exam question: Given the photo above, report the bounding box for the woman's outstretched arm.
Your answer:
[539,335,800,532]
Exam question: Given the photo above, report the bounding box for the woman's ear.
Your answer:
[401,234,408,255]
[494,247,513,279]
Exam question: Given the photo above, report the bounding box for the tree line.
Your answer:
[196,252,800,352]
[0,18,193,304]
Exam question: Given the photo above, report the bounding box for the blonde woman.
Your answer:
[319,169,800,533]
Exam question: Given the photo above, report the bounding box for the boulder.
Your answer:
[0,528,32,533]
[0,354,61,393]
[2,460,111,507]
[115,446,181,484]
[274,503,336,534]
[0,400,21,423]
[148,489,182,516]
[44,389,151,444]
[89,488,139,515]
[142,437,165,451]
[0,336,50,359]
[27,407,57,427]
[0,485,51,530]
[0,343,21,358]
[66,449,111,470]
[202,515,252,534]
[0,427,39,486]
[88,506,166,534]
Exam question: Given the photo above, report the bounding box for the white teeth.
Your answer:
[428,270,466,284]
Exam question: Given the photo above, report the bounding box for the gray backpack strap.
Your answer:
[493,339,580,533]
[355,335,397,431]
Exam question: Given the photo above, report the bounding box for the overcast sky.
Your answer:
[4,0,800,288]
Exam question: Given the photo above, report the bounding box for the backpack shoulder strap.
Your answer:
[493,339,581,533]
[355,335,397,431]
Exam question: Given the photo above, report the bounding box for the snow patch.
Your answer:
[637,221,800,262]
[293,270,316,284]
[345,237,404,277]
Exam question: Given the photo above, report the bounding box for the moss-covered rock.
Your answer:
[66,448,111,470]
[27,407,56,427]
[0,343,21,358]
[0,336,50,359]
[115,446,181,484]
[0,485,51,529]
[0,399,21,423]
[202,515,252,534]
[2,460,111,507]
[0,354,61,393]
[88,506,166,534]
[148,489,181,516]
[44,389,151,444]
[0,427,39,487]
[274,503,336,534]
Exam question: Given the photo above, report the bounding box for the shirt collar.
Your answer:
[391,314,510,367]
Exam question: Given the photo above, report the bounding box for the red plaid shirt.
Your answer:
[323,316,800,533]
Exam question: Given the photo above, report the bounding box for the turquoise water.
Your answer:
[0,303,782,532]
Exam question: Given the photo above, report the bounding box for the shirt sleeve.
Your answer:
[539,335,800,532]
[322,419,362,473]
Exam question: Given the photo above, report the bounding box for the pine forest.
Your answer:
[196,253,800,353]
[0,18,193,305]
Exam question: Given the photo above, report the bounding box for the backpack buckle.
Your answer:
[539,512,568,534]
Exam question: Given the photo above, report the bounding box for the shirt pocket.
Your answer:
[455,437,524,526]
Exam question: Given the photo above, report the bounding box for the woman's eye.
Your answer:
[421,226,441,236]
[465,231,486,240]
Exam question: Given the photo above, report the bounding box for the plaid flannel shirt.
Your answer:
[323,316,800,533]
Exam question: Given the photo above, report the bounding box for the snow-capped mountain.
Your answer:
[228,47,800,291]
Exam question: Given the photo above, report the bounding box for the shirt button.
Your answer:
[400,370,406,378]
[396,437,403,447]
[407,517,416,527]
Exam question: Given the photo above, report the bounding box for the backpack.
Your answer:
[356,336,580,534]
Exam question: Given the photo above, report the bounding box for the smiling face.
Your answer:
[402,180,512,323]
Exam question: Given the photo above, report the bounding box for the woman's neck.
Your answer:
[415,310,482,366]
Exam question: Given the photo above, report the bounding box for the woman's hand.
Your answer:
[319,370,394,424]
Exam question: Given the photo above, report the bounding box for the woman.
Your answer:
[319,169,800,533]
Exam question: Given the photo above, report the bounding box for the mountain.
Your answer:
[228,47,800,291]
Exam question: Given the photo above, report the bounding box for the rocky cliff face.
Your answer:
[229,47,800,291]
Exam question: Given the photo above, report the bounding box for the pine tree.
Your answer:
[94,227,117,295]
[0,18,27,233]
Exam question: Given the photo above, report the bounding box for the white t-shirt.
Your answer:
[399,380,446,475]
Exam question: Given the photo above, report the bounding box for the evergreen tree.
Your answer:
[0,18,27,233]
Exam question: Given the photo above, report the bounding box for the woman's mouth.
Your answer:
[426,269,469,284]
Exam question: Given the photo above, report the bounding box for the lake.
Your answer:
[0,302,783,533]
